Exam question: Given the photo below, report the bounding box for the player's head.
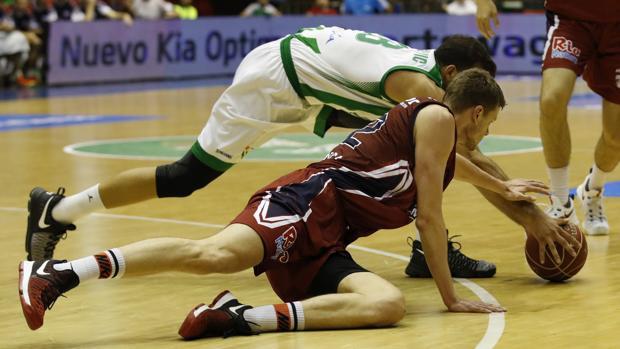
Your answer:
[435,35,496,87]
[443,68,506,150]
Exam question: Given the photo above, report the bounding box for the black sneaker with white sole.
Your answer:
[26,187,76,261]
[405,235,496,278]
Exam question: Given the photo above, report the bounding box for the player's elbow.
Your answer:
[415,214,442,233]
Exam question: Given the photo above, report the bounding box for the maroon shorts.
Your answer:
[542,11,620,103]
[231,168,350,302]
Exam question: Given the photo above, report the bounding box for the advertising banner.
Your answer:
[48,14,546,85]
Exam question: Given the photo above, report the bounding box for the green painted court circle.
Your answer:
[64,133,542,162]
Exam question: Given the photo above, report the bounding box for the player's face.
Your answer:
[464,106,499,150]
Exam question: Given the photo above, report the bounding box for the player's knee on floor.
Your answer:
[366,290,406,326]
[155,150,225,198]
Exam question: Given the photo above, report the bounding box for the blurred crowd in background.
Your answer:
[0,0,543,88]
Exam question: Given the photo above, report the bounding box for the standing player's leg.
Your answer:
[539,67,578,218]
[574,23,620,235]
[539,13,596,222]
[576,99,620,235]
[19,223,264,331]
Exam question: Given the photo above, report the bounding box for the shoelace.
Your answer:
[406,236,415,249]
[43,232,69,257]
[447,235,479,270]
[584,194,606,222]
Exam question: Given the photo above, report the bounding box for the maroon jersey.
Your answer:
[545,0,620,23]
[309,97,456,241]
[232,97,457,301]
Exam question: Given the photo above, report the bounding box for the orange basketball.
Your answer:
[525,223,588,282]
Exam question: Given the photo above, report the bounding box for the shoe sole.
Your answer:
[575,185,609,236]
[25,188,44,261]
[178,290,233,340]
[19,261,43,330]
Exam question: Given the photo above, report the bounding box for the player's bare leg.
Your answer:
[179,271,407,339]
[576,99,620,235]
[539,67,579,221]
[19,224,263,330]
[98,167,158,208]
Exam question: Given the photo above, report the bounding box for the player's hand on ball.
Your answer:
[501,179,550,202]
[524,216,581,264]
[447,299,506,313]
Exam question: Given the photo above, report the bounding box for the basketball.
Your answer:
[525,223,588,282]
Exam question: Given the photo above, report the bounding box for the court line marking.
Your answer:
[62,134,541,161]
[1,207,504,348]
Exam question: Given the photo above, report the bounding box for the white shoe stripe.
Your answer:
[21,261,34,306]
[192,304,209,318]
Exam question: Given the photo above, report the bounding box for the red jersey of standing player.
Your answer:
[545,0,620,23]
[232,97,457,301]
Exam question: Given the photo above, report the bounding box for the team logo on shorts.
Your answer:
[271,226,297,263]
[551,37,581,64]
[615,68,620,88]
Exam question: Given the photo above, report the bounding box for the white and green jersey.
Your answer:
[280,26,443,136]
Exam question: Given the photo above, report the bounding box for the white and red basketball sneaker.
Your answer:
[178,290,254,340]
[19,260,79,330]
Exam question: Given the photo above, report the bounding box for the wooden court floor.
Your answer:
[0,78,618,348]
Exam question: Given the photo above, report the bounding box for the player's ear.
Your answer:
[442,64,458,81]
[473,105,484,124]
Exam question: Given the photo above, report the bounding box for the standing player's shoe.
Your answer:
[26,187,76,261]
[576,176,609,235]
[545,195,579,225]
[179,290,254,340]
[18,259,79,330]
[405,235,496,278]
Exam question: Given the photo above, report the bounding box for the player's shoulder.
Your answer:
[414,102,454,130]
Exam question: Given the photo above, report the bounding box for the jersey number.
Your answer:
[343,114,388,149]
[355,32,407,50]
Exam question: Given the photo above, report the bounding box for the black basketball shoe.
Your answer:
[26,187,76,261]
[405,235,496,278]
[19,259,80,330]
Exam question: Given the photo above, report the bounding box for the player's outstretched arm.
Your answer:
[460,146,580,260]
[414,106,504,313]
[454,153,549,202]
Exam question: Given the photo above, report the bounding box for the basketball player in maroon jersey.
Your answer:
[539,0,620,236]
[20,69,574,338]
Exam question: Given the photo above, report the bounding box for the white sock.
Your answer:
[52,184,105,224]
[243,302,305,333]
[548,166,570,204]
[589,164,608,190]
[53,248,126,282]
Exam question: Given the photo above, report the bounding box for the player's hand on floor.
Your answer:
[447,299,506,313]
[501,179,550,202]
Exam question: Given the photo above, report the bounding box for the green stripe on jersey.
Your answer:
[191,142,234,172]
[293,34,321,54]
[313,105,334,137]
[300,84,390,116]
[280,36,304,99]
